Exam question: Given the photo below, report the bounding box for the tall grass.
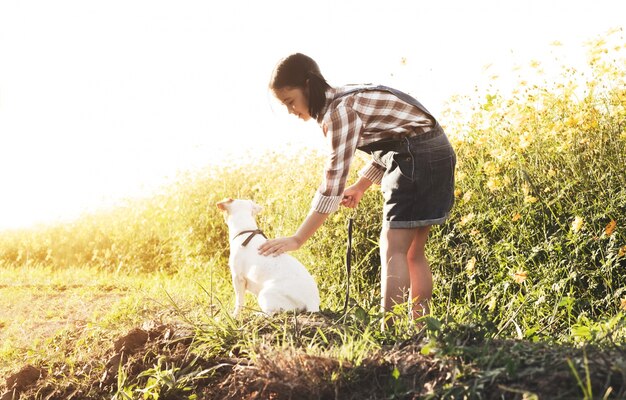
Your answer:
[1,29,625,398]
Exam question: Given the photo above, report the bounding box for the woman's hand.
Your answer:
[342,177,374,208]
[341,184,366,208]
[258,236,301,257]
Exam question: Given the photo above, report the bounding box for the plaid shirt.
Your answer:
[311,86,435,214]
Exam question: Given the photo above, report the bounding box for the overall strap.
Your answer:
[331,85,436,120]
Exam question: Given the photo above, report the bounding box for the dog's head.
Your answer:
[216,198,263,217]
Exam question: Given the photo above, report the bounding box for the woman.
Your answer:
[259,53,456,326]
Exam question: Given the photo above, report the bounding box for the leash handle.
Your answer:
[342,215,354,316]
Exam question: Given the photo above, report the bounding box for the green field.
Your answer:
[1,31,625,399]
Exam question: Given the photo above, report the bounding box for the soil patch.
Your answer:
[0,283,126,377]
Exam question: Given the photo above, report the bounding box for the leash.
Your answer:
[342,212,356,317]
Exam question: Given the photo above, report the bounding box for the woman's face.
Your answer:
[273,86,311,121]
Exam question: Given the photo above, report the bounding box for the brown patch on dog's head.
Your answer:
[216,198,234,211]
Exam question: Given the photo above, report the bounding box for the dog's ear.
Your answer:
[216,198,234,211]
[250,201,263,216]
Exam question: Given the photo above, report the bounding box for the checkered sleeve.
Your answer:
[358,161,385,185]
[311,105,363,214]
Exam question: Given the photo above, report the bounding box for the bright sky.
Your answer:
[1,0,625,231]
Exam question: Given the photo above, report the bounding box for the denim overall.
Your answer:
[332,86,456,228]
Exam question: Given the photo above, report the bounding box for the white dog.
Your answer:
[216,198,320,316]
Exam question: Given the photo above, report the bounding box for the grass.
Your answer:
[1,29,626,399]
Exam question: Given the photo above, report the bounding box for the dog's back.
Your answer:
[231,235,320,313]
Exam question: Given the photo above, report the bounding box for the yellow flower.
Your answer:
[487,177,503,192]
[605,220,617,236]
[454,189,462,198]
[519,132,533,149]
[460,213,475,226]
[619,245,626,257]
[462,190,473,203]
[513,270,528,284]
[487,297,497,311]
[571,216,584,234]
[522,182,537,203]
[621,298,626,311]
[512,213,522,222]
[466,257,477,273]
[566,114,581,128]
[524,196,538,204]
[483,161,500,176]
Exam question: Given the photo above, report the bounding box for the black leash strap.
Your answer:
[342,216,354,316]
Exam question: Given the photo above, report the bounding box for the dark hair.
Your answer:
[270,53,331,120]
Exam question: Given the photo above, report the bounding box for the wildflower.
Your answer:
[454,188,462,198]
[456,170,466,182]
[571,216,584,234]
[619,245,626,257]
[604,220,617,236]
[483,161,500,176]
[566,114,581,128]
[487,297,497,311]
[513,270,528,284]
[519,132,532,149]
[524,196,538,204]
[512,213,522,222]
[460,213,475,226]
[521,183,538,203]
[466,257,477,273]
[487,177,503,192]
[462,190,473,202]
[470,229,480,237]
[621,298,626,311]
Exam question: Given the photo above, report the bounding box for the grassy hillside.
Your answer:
[1,30,625,399]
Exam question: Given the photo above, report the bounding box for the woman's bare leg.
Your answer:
[407,226,432,319]
[380,225,432,328]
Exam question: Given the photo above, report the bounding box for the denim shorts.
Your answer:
[360,126,456,228]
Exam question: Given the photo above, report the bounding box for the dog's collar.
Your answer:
[233,229,267,247]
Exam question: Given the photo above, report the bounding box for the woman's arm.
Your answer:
[258,211,329,256]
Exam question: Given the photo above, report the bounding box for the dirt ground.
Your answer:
[0,282,126,375]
